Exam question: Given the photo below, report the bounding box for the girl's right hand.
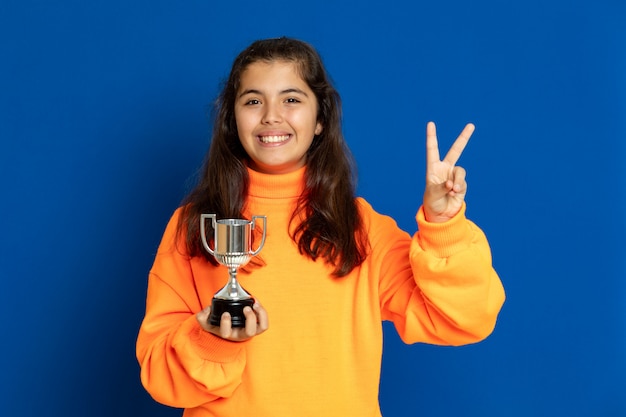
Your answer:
[196,303,269,342]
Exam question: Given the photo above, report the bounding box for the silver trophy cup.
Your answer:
[200,214,267,327]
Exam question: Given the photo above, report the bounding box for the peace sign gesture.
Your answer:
[422,122,475,223]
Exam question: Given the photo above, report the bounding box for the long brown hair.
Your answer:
[177,37,367,277]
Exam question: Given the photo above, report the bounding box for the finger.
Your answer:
[443,123,474,166]
[254,303,269,333]
[243,306,257,337]
[219,312,233,339]
[424,180,453,204]
[450,166,467,193]
[425,121,440,167]
[196,306,213,332]
[197,305,210,322]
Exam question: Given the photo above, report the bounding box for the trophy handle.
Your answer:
[200,214,217,256]
[250,215,267,256]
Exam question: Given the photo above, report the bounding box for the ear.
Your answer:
[314,122,323,135]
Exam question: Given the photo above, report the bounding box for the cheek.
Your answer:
[293,108,320,134]
[235,111,254,136]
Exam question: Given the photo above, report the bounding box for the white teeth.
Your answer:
[259,135,289,143]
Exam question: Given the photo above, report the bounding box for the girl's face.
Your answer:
[235,60,323,174]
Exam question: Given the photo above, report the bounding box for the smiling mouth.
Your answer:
[259,135,290,144]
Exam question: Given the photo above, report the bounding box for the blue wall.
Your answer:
[1,1,624,415]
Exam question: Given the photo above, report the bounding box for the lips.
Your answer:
[258,134,290,144]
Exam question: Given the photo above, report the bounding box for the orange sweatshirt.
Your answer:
[136,166,505,417]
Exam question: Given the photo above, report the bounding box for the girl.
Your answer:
[136,37,505,416]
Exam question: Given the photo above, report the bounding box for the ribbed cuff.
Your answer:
[415,203,472,258]
[185,317,247,363]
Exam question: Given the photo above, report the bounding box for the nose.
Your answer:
[261,101,282,124]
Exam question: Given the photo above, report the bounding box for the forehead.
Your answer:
[238,60,308,90]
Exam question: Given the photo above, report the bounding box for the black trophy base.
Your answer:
[209,297,255,328]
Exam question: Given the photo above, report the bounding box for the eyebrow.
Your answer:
[238,88,309,99]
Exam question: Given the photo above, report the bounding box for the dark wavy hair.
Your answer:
[177,37,367,277]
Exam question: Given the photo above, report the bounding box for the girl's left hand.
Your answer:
[422,121,475,223]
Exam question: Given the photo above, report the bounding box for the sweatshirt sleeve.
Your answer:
[371,201,505,346]
[136,209,248,408]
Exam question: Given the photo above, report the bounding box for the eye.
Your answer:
[285,97,301,104]
[244,98,260,105]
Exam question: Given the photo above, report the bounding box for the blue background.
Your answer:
[1,1,625,416]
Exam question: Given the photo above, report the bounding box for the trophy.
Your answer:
[200,214,267,327]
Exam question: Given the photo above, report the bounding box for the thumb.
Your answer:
[196,305,213,331]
